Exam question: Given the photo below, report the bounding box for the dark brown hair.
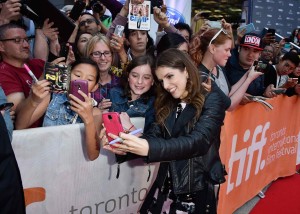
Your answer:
[155,48,206,126]
[120,55,156,101]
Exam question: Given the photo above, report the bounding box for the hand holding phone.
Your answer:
[114,25,124,37]
[102,112,124,145]
[272,88,286,95]
[253,60,268,73]
[69,80,88,102]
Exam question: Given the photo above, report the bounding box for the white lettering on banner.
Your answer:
[266,128,298,165]
[244,35,261,46]
[69,188,147,213]
[226,122,270,194]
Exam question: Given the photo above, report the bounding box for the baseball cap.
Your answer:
[240,33,264,51]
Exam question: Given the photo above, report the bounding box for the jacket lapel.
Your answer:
[164,104,197,138]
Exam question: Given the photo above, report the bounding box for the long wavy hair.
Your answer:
[155,49,206,126]
[189,28,232,66]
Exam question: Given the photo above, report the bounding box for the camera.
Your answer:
[0,0,41,26]
[253,60,268,73]
[89,0,103,13]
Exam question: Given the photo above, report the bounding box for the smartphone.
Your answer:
[253,60,268,73]
[102,112,124,143]
[284,37,292,43]
[59,43,69,59]
[272,88,286,94]
[267,28,276,36]
[69,80,88,102]
[0,102,14,111]
[237,23,255,34]
[114,25,124,37]
[207,20,222,28]
[289,77,299,83]
[69,0,86,21]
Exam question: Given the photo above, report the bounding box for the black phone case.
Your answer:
[69,0,86,21]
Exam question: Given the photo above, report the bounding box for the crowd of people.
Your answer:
[1,0,300,213]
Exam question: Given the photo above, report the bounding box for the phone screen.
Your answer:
[0,102,14,111]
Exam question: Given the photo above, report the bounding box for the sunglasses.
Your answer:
[209,28,228,46]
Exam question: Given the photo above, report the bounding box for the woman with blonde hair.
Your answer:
[84,33,123,109]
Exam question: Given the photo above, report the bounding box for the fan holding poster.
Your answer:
[128,1,151,30]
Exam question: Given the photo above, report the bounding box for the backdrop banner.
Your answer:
[12,96,300,213]
[218,95,300,214]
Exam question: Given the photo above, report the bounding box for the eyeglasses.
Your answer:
[90,51,112,58]
[0,37,34,44]
[79,19,96,27]
[208,28,228,46]
[263,49,273,53]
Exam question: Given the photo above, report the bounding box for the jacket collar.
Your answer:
[164,104,196,137]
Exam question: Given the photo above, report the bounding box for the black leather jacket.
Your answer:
[143,84,230,196]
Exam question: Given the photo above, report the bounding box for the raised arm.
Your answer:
[15,80,51,129]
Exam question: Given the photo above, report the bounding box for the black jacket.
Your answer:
[141,84,230,211]
[0,114,26,214]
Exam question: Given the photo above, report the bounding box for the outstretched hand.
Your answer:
[103,131,149,156]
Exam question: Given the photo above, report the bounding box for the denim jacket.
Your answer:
[109,87,155,131]
[43,93,83,127]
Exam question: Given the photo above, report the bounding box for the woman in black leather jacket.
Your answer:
[103,49,230,213]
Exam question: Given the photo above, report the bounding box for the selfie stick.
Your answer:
[109,128,143,145]
[24,63,38,82]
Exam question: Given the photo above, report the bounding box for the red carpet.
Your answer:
[250,166,300,214]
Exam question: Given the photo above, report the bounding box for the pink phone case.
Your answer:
[70,80,88,101]
[102,112,124,143]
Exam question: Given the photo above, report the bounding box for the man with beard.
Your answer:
[0,23,44,127]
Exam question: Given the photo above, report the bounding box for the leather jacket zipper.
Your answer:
[163,123,171,137]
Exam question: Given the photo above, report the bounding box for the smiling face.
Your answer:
[71,63,98,92]
[261,45,274,61]
[128,64,154,100]
[90,40,112,73]
[277,59,297,75]
[155,66,188,100]
[211,39,232,67]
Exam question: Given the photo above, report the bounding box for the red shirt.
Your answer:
[0,59,44,97]
[0,59,45,128]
